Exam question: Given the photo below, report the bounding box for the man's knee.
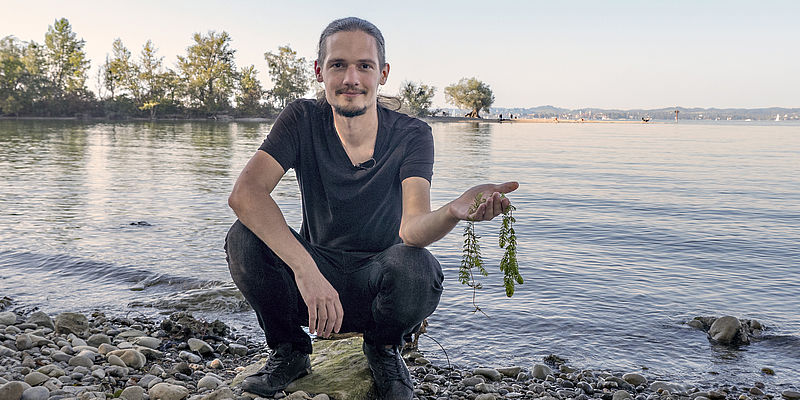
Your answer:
[225,220,280,275]
[381,244,443,286]
[374,245,443,323]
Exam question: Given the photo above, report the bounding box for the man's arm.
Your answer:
[399,177,519,248]
[228,150,343,338]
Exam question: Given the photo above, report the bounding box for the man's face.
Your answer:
[315,30,389,118]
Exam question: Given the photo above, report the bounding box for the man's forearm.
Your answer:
[399,202,460,248]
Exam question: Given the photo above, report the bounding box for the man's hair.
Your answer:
[317,17,386,67]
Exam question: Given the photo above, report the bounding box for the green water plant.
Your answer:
[460,192,523,313]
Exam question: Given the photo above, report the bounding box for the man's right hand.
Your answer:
[295,267,343,338]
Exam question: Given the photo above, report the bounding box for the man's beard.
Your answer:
[332,103,368,118]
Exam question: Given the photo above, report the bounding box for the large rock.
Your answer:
[708,316,748,345]
[54,312,89,336]
[622,373,647,386]
[473,368,503,381]
[148,382,189,400]
[235,336,375,400]
[25,312,54,330]
[0,381,31,400]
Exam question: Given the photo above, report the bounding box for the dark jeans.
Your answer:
[225,220,444,354]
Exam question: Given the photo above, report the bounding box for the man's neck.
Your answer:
[332,105,379,148]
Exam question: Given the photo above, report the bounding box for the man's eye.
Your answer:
[331,63,343,68]
[361,64,373,69]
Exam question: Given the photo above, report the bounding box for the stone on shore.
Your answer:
[497,366,522,377]
[108,349,147,369]
[187,338,214,355]
[23,371,49,386]
[86,333,111,347]
[708,316,747,345]
[532,364,553,380]
[201,387,235,400]
[25,311,54,330]
[120,385,145,400]
[650,381,686,393]
[0,381,31,400]
[21,386,49,400]
[783,391,800,400]
[235,336,374,400]
[148,382,189,400]
[0,311,17,325]
[623,373,647,386]
[54,312,89,336]
[133,336,161,349]
[473,367,503,381]
[614,390,633,400]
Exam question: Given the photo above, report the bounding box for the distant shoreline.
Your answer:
[0,115,654,124]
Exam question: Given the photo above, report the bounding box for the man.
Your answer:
[226,17,517,399]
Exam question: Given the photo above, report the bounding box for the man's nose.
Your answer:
[342,65,359,85]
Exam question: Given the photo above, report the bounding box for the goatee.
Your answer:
[333,104,368,118]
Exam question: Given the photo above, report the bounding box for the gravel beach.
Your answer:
[0,305,797,400]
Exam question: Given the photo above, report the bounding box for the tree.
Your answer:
[102,38,135,101]
[444,77,494,118]
[264,45,311,109]
[43,18,89,96]
[177,31,237,114]
[236,64,266,115]
[398,80,435,117]
[0,36,29,115]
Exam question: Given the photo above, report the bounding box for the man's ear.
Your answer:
[314,60,323,83]
[379,63,390,85]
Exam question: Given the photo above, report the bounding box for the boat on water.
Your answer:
[775,114,780,121]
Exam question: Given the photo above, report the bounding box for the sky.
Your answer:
[3,0,799,109]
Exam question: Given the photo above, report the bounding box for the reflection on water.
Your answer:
[1,119,799,390]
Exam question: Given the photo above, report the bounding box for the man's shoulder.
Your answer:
[380,106,431,134]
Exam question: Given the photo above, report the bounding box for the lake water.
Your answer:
[1,119,798,391]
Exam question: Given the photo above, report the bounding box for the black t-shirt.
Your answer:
[259,99,434,267]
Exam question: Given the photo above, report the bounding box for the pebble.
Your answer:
[107,354,127,367]
[23,372,49,387]
[533,364,554,380]
[1,307,789,400]
[474,367,503,381]
[120,385,145,400]
[133,336,161,349]
[497,366,522,377]
[197,375,222,390]
[179,350,202,363]
[21,386,49,400]
[148,382,189,400]
[187,338,214,355]
[783,391,800,400]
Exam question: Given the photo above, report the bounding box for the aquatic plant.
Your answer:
[460,193,523,313]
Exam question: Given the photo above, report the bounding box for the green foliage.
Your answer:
[444,77,494,118]
[398,81,436,117]
[43,18,90,96]
[236,65,267,116]
[498,199,522,297]
[460,192,523,313]
[178,31,237,114]
[264,45,312,109]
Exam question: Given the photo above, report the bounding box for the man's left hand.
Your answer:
[448,181,519,222]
